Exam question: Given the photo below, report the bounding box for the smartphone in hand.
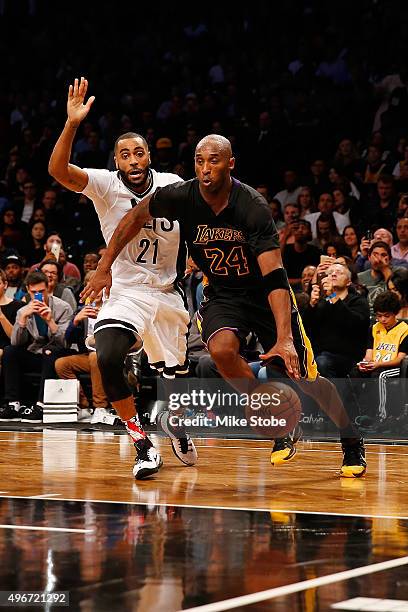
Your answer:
[320,255,333,264]
[33,291,43,302]
[51,241,61,261]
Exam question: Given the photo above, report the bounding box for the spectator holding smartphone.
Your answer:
[278,202,301,247]
[0,271,72,423]
[30,233,81,280]
[357,291,408,425]
[38,260,77,312]
[303,263,370,377]
[355,227,408,271]
[308,258,335,292]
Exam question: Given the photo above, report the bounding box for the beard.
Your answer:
[118,167,151,194]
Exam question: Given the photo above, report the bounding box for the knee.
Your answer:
[209,342,239,370]
[95,329,131,373]
[55,357,65,376]
[96,344,121,372]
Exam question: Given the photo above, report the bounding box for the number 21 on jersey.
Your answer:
[136,238,159,264]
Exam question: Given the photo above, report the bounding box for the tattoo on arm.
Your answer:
[114,226,128,247]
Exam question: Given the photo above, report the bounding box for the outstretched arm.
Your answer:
[48,77,95,192]
[80,195,153,300]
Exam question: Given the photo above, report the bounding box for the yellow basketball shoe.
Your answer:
[270,425,302,466]
[340,438,367,478]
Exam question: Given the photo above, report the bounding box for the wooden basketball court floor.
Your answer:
[1,428,408,611]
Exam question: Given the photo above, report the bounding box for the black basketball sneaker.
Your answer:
[340,438,366,478]
[133,438,163,480]
[270,424,302,466]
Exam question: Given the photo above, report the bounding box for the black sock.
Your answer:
[340,421,361,443]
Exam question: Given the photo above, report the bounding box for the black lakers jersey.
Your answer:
[149,178,280,290]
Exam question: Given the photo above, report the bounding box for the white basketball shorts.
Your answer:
[93,286,190,376]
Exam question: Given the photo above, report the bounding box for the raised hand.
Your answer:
[67,77,95,127]
[360,237,371,257]
[316,261,331,275]
[310,284,321,307]
[20,300,41,318]
[74,305,98,325]
[321,275,334,296]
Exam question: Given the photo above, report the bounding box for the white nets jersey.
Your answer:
[82,168,185,293]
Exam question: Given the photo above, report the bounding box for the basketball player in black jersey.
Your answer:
[83,135,366,477]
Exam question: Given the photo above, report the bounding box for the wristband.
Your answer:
[263,268,290,293]
[326,292,337,302]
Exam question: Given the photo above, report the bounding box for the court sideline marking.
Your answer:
[1,429,408,448]
[0,524,93,533]
[0,494,408,521]
[0,435,406,457]
[180,555,408,611]
[27,493,61,498]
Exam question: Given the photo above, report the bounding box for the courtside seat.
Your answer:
[21,370,158,412]
[22,371,93,406]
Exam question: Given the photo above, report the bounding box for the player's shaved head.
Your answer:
[195,134,235,195]
[195,134,232,158]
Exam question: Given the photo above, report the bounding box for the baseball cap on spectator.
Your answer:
[156,137,173,149]
[4,254,23,267]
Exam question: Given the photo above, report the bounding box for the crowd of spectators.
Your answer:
[0,1,407,431]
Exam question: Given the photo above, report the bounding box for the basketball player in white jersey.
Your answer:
[49,77,197,479]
